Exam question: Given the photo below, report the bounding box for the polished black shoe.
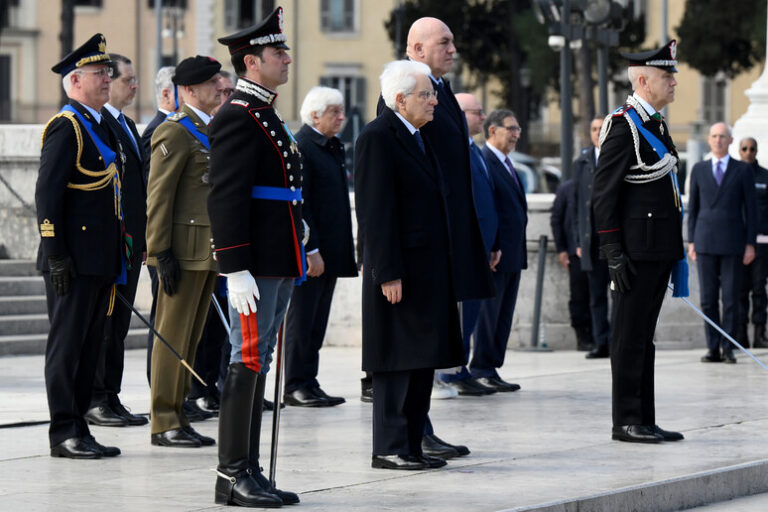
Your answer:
[419,453,447,468]
[585,345,610,359]
[612,425,663,443]
[215,469,283,508]
[312,386,346,406]
[700,349,722,363]
[360,378,373,403]
[111,402,148,426]
[371,454,428,470]
[50,437,101,459]
[183,426,215,446]
[422,433,470,458]
[263,398,285,411]
[183,399,213,422]
[447,377,497,396]
[193,396,220,417]
[251,466,300,505]
[84,435,121,457]
[84,405,128,427]
[284,387,331,407]
[723,348,737,364]
[651,425,684,441]
[151,428,202,447]
[475,376,520,392]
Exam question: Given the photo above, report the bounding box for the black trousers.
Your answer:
[146,265,159,385]
[471,270,521,378]
[44,273,113,447]
[611,260,673,427]
[739,246,768,327]
[567,254,591,332]
[697,253,742,351]
[188,287,229,399]
[91,256,142,407]
[587,259,614,348]
[284,273,337,393]
[372,368,433,456]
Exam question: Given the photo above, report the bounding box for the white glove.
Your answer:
[302,218,310,245]
[224,270,260,316]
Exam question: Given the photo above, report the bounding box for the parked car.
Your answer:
[508,152,561,193]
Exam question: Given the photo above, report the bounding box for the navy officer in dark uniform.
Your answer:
[209,6,302,508]
[37,33,123,459]
[592,40,686,444]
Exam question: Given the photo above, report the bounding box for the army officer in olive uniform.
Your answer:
[146,56,223,448]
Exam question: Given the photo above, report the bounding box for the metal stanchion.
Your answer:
[518,235,553,352]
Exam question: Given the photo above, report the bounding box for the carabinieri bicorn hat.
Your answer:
[51,33,111,75]
[218,6,289,55]
[620,39,678,73]
[173,55,222,86]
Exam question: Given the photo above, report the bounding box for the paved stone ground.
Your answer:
[2,345,768,511]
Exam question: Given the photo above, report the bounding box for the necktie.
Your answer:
[413,130,426,154]
[651,112,663,121]
[715,160,724,186]
[118,112,139,154]
[504,156,523,191]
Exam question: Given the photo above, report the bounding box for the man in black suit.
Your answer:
[737,138,768,348]
[37,33,123,459]
[689,122,757,363]
[474,110,527,392]
[592,40,685,444]
[573,116,615,358]
[283,86,357,407]
[82,53,148,428]
[356,59,463,471]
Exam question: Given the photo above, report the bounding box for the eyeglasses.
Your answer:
[119,76,138,86]
[741,146,757,152]
[76,67,113,78]
[463,109,485,116]
[408,89,438,100]
[499,124,521,133]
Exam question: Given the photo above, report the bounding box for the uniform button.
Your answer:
[290,186,296,191]
[283,151,288,157]
[98,156,102,161]
[210,238,214,242]
[277,140,283,146]
[270,130,276,136]
[190,219,195,223]
[263,122,268,127]
[292,200,298,205]
[647,212,653,217]
[81,226,87,231]
[301,198,305,204]
[286,163,291,169]
[289,175,294,180]
[255,113,260,118]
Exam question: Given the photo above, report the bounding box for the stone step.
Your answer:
[0,312,148,336]
[0,276,45,296]
[0,259,38,277]
[0,327,149,356]
[0,295,47,315]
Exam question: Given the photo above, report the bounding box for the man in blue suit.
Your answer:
[440,93,499,396]
[473,109,528,392]
[688,122,757,364]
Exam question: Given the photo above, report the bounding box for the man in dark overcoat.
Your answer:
[356,59,463,471]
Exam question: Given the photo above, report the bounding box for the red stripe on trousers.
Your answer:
[239,312,261,372]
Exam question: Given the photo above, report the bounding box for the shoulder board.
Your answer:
[612,105,631,117]
[231,99,249,108]
[167,112,187,122]
[40,111,81,149]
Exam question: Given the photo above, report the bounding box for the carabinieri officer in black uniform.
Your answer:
[209,6,302,508]
[37,33,124,459]
[592,40,686,444]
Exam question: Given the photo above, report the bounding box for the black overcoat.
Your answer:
[572,146,599,270]
[354,108,463,373]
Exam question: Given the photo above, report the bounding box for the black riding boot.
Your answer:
[249,373,300,505]
[215,363,282,508]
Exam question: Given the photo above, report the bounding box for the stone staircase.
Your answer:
[0,260,149,356]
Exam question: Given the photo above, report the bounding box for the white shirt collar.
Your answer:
[594,146,600,163]
[485,141,508,165]
[103,103,121,119]
[186,103,211,126]
[159,108,171,115]
[394,111,418,135]
[632,92,656,116]
[712,154,730,170]
[429,74,443,86]
[81,103,102,124]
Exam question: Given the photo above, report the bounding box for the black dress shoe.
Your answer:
[84,435,121,457]
[651,425,684,441]
[182,426,215,446]
[263,399,285,411]
[251,466,300,505]
[193,396,220,416]
[612,425,663,443]
[371,454,428,470]
[475,376,520,392]
[361,378,373,403]
[419,454,447,468]
[312,386,346,406]
[284,387,331,407]
[422,433,470,458]
[151,428,202,447]
[723,348,737,364]
[586,345,610,359]
[50,437,101,459]
[447,377,497,396]
[84,405,128,427]
[183,399,213,422]
[215,469,283,508]
[111,402,149,426]
[700,350,722,363]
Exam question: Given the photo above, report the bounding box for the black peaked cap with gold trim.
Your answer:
[621,39,678,73]
[52,33,111,75]
[218,6,289,55]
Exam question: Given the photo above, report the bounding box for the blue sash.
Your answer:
[624,106,688,297]
[173,114,210,149]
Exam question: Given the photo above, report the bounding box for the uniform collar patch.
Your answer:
[236,78,277,105]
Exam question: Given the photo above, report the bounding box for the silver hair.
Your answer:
[380,60,432,111]
[154,66,176,105]
[299,86,344,126]
[62,70,76,95]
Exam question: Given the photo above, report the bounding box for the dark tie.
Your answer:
[118,112,139,154]
[715,160,724,186]
[504,156,523,192]
[413,130,426,154]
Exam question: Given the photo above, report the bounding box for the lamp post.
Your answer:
[559,0,574,180]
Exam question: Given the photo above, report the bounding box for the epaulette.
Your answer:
[231,99,249,108]
[167,112,187,122]
[612,104,631,117]
[41,111,80,149]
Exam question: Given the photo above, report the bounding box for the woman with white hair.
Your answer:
[354,60,463,471]
[283,86,358,408]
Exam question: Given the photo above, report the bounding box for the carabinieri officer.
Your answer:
[209,6,303,508]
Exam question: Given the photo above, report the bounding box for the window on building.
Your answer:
[320,75,365,121]
[702,75,727,125]
[320,0,356,33]
[75,0,103,6]
[0,55,11,122]
[148,0,188,8]
[224,0,274,30]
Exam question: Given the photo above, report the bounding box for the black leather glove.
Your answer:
[48,256,76,296]
[156,249,180,296]
[599,243,636,294]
